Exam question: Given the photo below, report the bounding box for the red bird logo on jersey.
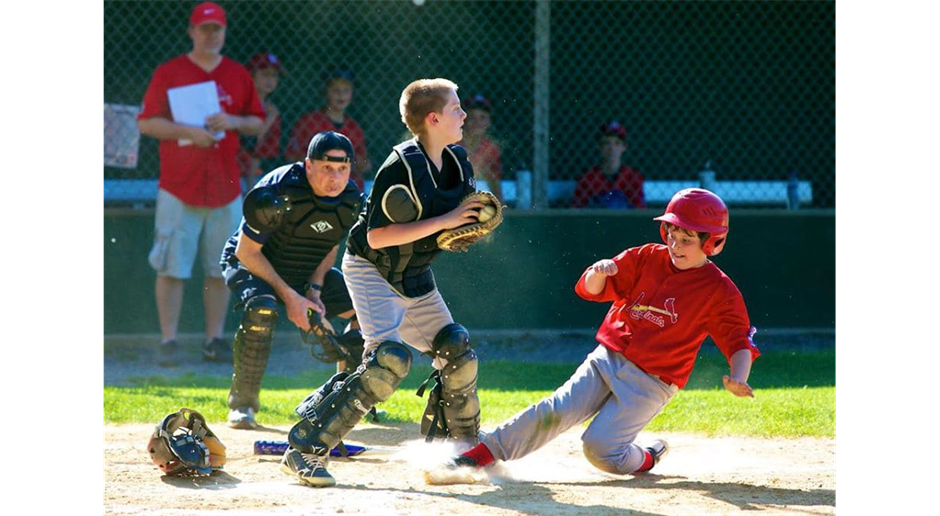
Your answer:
[623,293,679,328]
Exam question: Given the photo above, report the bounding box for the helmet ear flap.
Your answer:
[665,222,728,256]
[655,189,731,258]
[706,234,727,256]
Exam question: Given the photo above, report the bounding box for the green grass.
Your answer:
[648,387,834,437]
[105,349,834,438]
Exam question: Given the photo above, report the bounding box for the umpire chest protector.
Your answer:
[361,139,474,298]
[262,164,361,288]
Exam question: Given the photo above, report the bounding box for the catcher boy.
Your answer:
[279,78,496,487]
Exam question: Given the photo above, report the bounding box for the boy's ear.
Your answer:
[425,111,438,127]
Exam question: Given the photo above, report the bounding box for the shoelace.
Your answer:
[298,452,326,471]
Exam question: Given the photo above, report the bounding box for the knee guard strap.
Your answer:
[228,296,278,411]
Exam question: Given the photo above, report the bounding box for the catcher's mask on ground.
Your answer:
[147,408,226,476]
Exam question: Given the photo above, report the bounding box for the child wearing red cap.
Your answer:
[238,52,285,190]
[571,120,646,209]
[459,94,503,201]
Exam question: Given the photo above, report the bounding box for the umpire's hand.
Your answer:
[285,292,323,332]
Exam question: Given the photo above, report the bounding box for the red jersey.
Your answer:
[460,136,503,183]
[286,109,369,190]
[574,243,759,389]
[238,111,281,178]
[571,165,646,209]
[138,55,265,207]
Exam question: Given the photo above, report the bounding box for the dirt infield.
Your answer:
[105,421,835,515]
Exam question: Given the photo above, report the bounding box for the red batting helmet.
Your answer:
[653,188,729,256]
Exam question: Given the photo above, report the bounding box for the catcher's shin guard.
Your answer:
[228,296,278,412]
[420,323,481,443]
[336,330,366,373]
[288,341,412,454]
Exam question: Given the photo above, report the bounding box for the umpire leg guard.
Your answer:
[228,296,278,412]
[288,341,412,455]
[420,323,481,444]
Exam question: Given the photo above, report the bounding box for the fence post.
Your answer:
[532,0,551,209]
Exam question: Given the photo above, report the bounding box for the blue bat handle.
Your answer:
[253,440,368,457]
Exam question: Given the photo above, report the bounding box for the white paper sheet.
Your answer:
[167,80,225,146]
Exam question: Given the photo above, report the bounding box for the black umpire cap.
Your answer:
[307,131,354,164]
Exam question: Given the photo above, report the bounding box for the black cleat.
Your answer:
[202,337,233,363]
[280,448,336,487]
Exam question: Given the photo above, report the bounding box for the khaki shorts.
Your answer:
[148,188,241,279]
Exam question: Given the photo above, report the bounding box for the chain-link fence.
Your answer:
[104,0,834,209]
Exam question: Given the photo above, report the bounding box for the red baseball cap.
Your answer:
[464,94,493,112]
[247,52,283,73]
[599,120,627,141]
[190,2,227,27]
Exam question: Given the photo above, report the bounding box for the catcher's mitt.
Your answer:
[301,309,365,370]
[436,191,503,252]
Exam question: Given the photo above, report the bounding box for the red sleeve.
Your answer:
[286,114,314,160]
[241,76,266,120]
[628,168,646,208]
[706,282,761,364]
[254,115,281,158]
[491,144,503,181]
[138,65,171,120]
[574,248,637,302]
[346,121,368,162]
[571,170,593,208]
[479,140,502,181]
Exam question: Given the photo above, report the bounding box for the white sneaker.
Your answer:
[227,407,257,429]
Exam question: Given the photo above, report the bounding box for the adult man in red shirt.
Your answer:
[137,2,265,366]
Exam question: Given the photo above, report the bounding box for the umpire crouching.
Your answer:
[218,131,363,429]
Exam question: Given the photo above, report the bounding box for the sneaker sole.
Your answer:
[297,474,336,488]
[280,463,336,487]
[228,419,258,430]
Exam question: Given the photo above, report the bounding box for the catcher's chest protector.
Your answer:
[380,141,474,296]
[262,165,361,286]
[393,140,474,238]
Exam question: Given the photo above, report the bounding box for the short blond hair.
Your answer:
[399,78,459,137]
